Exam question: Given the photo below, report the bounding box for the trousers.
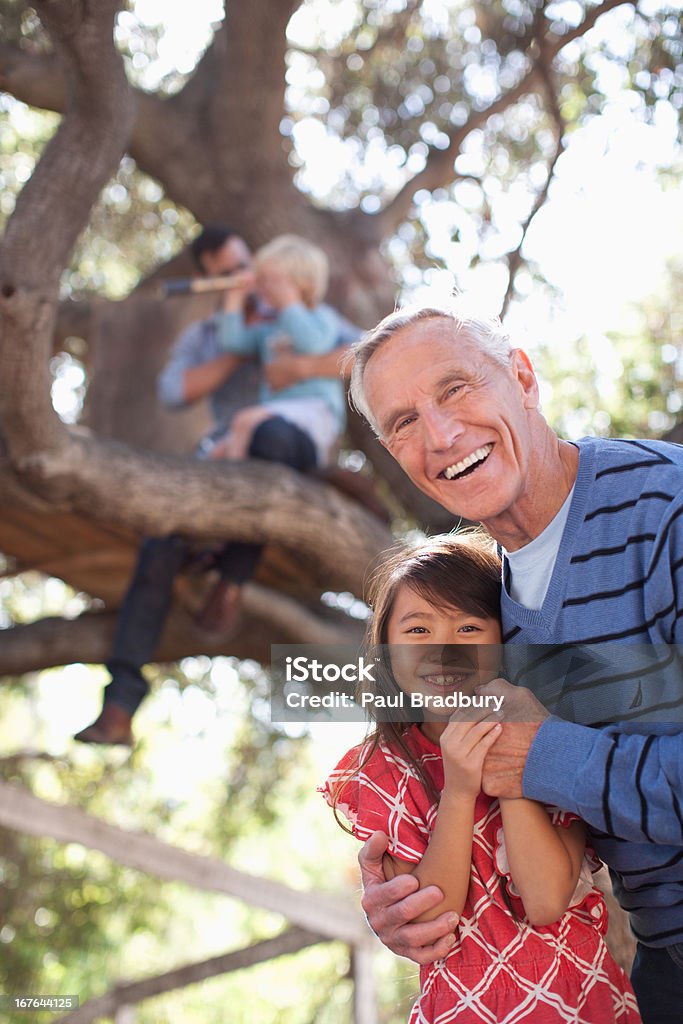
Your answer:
[630,940,683,1024]
[104,416,317,714]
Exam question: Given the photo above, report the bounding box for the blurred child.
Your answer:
[320,533,641,1024]
[212,234,345,465]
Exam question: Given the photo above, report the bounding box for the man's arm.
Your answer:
[157,320,247,409]
[264,303,359,392]
[180,353,247,404]
[479,681,683,846]
[521,718,683,846]
[358,832,458,964]
[264,346,350,393]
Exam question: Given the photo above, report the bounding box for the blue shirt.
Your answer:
[502,436,683,947]
[157,304,359,435]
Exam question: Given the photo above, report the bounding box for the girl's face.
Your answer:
[386,582,502,729]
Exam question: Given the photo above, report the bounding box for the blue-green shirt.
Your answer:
[217,303,346,429]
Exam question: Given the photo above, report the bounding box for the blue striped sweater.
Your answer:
[501,436,683,948]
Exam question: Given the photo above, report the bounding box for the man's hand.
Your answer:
[358,832,458,964]
[264,352,310,392]
[476,681,550,799]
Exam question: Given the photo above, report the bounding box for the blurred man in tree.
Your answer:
[75,225,358,746]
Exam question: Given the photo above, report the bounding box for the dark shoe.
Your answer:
[196,580,242,634]
[74,704,134,746]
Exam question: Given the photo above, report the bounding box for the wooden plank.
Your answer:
[0,779,372,946]
[56,928,328,1024]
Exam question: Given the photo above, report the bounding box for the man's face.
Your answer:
[363,317,539,526]
[200,236,252,277]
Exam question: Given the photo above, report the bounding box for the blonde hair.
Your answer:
[254,234,329,308]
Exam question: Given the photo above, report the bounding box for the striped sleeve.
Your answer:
[523,718,683,846]
[644,491,683,643]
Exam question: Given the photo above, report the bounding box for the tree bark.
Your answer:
[0,0,661,671]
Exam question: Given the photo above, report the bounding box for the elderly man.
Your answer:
[349,302,683,1023]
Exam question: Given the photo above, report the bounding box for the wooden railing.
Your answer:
[0,780,378,1024]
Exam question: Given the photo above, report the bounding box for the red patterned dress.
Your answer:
[320,724,641,1024]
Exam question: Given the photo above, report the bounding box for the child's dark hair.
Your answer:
[331,531,501,826]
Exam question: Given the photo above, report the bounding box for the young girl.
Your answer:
[320,533,641,1024]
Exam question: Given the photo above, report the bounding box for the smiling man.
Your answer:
[348,302,683,1024]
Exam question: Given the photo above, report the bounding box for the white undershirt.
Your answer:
[504,486,575,610]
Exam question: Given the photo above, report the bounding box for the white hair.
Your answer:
[347,299,513,435]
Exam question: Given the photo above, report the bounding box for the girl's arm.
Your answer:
[384,719,501,922]
[384,790,476,922]
[498,798,586,926]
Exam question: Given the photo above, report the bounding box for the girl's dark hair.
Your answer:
[331,531,501,826]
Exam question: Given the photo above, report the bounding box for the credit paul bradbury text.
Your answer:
[270,646,507,723]
[270,642,683,724]
[284,689,505,712]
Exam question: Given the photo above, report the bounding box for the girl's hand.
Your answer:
[440,719,502,798]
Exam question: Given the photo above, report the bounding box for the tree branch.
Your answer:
[53,298,96,354]
[2,436,392,591]
[374,0,635,238]
[500,133,564,317]
[0,2,392,601]
[56,929,328,1024]
[0,43,66,111]
[1,0,135,291]
[0,585,361,678]
[501,6,568,316]
[0,1,135,464]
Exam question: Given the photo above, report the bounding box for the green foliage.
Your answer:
[537,255,683,439]
[63,157,197,300]
[0,0,47,49]
[0,628,385,1022]
[0,755,168,1023]
[285,0,682,286]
